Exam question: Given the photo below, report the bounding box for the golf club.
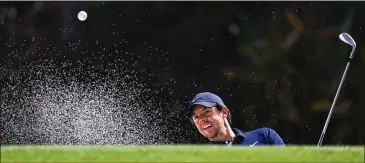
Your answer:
[317,32,357,147]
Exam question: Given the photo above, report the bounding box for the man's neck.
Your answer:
[209,128,236,142]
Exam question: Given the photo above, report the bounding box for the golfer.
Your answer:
[188,92,286,146]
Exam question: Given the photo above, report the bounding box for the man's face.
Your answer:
[191,105,226,139]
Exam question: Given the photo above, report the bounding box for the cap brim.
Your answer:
[190,101,216,109]
[188,102,218,118]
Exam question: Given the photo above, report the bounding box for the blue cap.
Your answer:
[188,92,225,114]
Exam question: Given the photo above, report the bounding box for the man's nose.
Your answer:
[199,117,208,124]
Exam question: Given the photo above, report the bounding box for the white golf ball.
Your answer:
[77,11,87,21]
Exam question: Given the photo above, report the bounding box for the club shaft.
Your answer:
[317,60,352,147]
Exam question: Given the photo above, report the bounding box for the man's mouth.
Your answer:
[202,124,212,130]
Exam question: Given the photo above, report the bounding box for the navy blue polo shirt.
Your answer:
[209,127,286,146]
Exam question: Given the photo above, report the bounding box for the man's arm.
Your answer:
[265,128,286,146]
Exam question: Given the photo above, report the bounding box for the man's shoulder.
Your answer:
[241,127,283,145]
[243,127,274,135]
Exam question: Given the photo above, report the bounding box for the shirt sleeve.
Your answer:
[265,128,286,146]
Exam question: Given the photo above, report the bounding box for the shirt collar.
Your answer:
[209,128,246,144]
[232,128,246,138]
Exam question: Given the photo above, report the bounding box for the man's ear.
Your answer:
[222,105,229,118]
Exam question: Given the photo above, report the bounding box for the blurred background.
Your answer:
[0,1,364,146]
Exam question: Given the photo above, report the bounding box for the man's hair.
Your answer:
[189,104,232,124]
